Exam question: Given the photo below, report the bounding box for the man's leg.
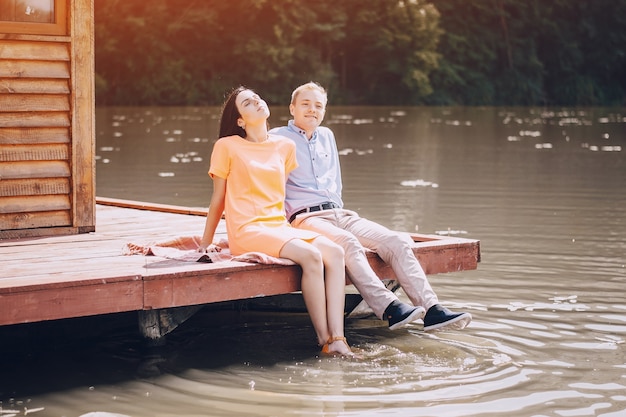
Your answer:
[338,211,471,331]
[295,212,397,319]
[337,210,439,310]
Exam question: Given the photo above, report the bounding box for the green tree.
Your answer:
[335,0,442,104]
[428,0,626,106]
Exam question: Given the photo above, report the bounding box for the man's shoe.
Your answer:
[423,304,472,332]
[385,300,426,330]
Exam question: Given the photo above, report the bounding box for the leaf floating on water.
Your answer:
[435,229,468,236]
[535,143,553,149]
[400,179,438,188]
[601,146,621,152]
[520,130,541,137]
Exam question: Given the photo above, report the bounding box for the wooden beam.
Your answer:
[0,160,70,179]
[0,194,70,214]
[0,209,70,230]
[0,60,70,78]
[0,111,70,127]
[0,143,69,162]
[0,177,71,197]
[0,79,70,94]
[70,0,96,233]
[0,127,70,144]
[0,94,70,112]
[0,278,143,326]
[0,40,70,60]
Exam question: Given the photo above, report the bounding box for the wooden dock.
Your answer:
[0,198,480,333]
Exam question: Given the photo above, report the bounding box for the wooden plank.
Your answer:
[0,209,70,230]
[96,196,209,216]
[0,143,69,162]
[0,127,70,143]
[143,263,303,309]
[0,40,70,60]
[0,257,147,289]
[0,34,71,42]
[0,94,69,112]
[0,79,70,94]
[0,195,71,214]
[71,0,96,233]
[0,279,143,325]
[366,236,481,276]
[0,160,70,178]
[0,111,70,127]
[0,226,81,239]
[0,60,70,78]
[0,177,70,197]
[0,34,70,43]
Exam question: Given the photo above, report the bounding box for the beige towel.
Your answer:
[122,236,295,265]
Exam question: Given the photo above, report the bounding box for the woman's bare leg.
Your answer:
[280,238,352,355]
[280,239,330,346]
[310,236,351,354]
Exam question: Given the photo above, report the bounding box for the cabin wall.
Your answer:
[0,0,95,238]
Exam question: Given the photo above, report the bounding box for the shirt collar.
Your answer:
[288,119,317,142]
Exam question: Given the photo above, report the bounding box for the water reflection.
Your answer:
[2,106,625,416]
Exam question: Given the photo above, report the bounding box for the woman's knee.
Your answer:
[316,237,345,266]
[281,239,323,267]
[299,245,324,269]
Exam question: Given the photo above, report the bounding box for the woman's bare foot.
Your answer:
[321,336,356,357]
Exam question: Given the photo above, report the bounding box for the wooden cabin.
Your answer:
[0,0,95,239]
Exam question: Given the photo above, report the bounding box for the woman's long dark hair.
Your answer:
[219,86,247,138]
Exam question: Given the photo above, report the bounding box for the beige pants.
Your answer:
[293,208,439,318]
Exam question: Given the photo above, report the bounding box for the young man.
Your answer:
[271,82,472,331]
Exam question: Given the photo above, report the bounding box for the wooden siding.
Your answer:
[0,39,71,232]
[0,0,95,237]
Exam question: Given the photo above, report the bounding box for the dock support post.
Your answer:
[138,305,204,343]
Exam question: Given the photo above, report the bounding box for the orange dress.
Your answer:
[209,134,319,257]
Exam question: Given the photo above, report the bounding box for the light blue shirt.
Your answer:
[271,120,343,219]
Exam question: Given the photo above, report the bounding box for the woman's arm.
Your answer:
[199,176,226,251]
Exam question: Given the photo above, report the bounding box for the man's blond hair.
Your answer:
[291,81,328,105]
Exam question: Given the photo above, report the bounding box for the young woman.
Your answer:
[198,86,353,357]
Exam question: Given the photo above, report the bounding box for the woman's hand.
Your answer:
[197,243,221,253]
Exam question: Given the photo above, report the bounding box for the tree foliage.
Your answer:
[94,0,626,106]
[427,0,626,105]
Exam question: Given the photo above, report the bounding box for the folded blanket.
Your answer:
[122,236,295,265]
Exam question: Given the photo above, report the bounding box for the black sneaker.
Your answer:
[423,304,472,332]
[385,300,426,330]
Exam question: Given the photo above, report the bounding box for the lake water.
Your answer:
[1,106,625,416]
